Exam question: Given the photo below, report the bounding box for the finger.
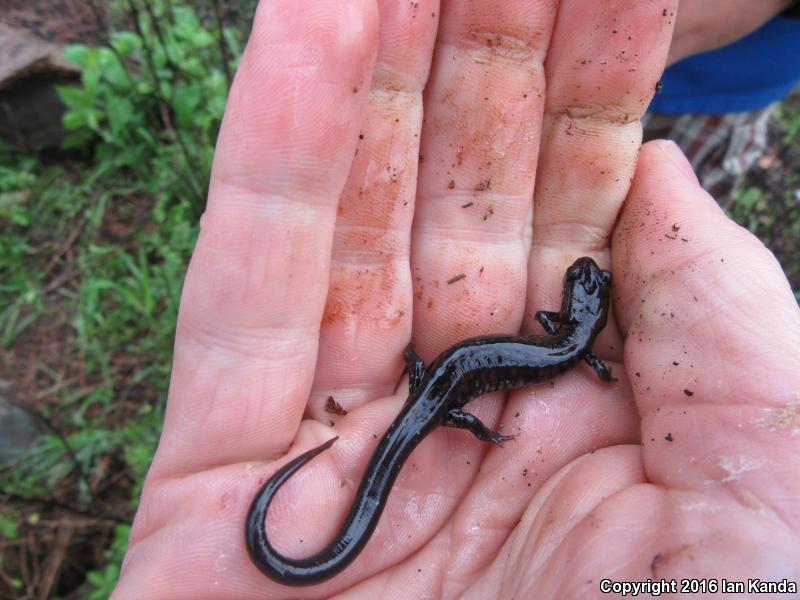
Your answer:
[121,392,456,597]
[444,2,678,578]
[525,0,677,359]
[462,445,646,599]
[118,422,338,599]
[613,140,800,517]
[405,2,562,525]
[308,0,440,418]
[412,0,560,356]
[151,0,380,477]
[446,371,639,584]
[471,445,797,595]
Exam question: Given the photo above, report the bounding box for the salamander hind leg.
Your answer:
[584,351,616,382]
[403,342,426,395]
[443,408,515,446]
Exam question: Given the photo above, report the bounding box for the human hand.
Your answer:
[113,0,800,598]
[667,0,794,65]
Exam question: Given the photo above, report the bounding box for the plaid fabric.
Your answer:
[642,106,775,207]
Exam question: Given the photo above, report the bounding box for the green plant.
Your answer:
[727,89,800,303]
[0,152,46,346]
[83,525,132,600]
[59,1,244,213]
[3,4,790,596]
[0,1,257,597]
[775,99,800,146]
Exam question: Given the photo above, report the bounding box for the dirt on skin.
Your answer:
[0,5,796,596]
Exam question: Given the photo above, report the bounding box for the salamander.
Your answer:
[245,256,613,586]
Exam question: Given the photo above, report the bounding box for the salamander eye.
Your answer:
[600,271,612,286]
[566,265,582,280]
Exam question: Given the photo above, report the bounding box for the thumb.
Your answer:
[612,139,800,510]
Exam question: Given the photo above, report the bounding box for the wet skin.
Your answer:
[245,256,614,586]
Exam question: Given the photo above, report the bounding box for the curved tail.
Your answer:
[245,432,408,586]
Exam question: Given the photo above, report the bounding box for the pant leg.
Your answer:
[642,106,774,208]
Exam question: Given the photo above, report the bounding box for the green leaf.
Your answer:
[56,86,94,111]
[172,82,201,129]
[111,31,142,56]
[0,514,18,539]
[63,44,90,68]
[136,81,153,95]
[172,6,200,30]
[86,110,101,131]
[191,29,214,48]
[83,67,102,96]
[106,98,136,135]
[61,129,95,150]
[62,110,86,131]
[98,49,131,89]
[87,571,106,587]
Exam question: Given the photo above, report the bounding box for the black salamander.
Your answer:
[245,256,613,585]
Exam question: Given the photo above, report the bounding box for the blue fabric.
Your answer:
[649,16,800,115]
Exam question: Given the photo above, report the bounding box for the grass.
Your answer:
[0,1,255,597]
[0,4,798,596]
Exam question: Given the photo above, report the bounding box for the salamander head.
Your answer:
[562,257,612,330]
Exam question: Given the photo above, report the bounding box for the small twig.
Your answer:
[31,377,96,402]
[85,0,111,45]
[23,528,37,596]
[84,0,137,90]
[145,0,214,84]
[4,397,97,506]
[125,0,204,203]
[41,269,80,296]
[125,0,167,110]
[140,0,179,74]
[36,526,72,600]
[211,0,234,89]
[1,491,129,525]
[4,517,117,533]
[159,104,204,200]
[164,0,178,28]
[42,218,86,278]
[0,567,20,590]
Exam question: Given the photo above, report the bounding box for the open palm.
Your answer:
[114,1,800,598]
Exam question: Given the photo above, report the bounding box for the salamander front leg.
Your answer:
[443,408,515,446]
[535,310,564,335]
[403,342,426,395]
[537,312,615,382]
[584,352,616,382]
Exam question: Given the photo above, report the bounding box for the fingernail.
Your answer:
[658,139,699,184]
